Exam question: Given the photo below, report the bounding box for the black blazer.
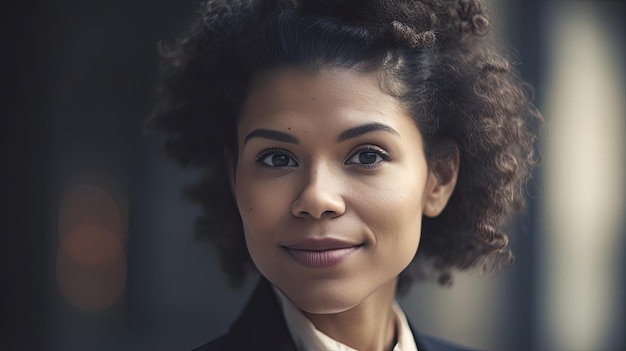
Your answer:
[193,278,479,351]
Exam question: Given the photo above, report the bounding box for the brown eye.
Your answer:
[358,152,379,164]
[269,154,290,167]
[346,147,390,168]
[257,150,298,168]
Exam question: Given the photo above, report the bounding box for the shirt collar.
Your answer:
[273,286,418,351]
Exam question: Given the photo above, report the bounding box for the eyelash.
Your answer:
[254,146,391,170]
[345,146,391,169]
[255,148,298,169]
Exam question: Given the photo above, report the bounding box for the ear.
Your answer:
[423,144,460,218]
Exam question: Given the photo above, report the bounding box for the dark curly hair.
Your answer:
[146,0,541,293]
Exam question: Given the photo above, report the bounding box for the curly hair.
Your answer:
[146,0,541,293]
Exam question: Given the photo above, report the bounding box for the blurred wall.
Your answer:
[538,2,625,350]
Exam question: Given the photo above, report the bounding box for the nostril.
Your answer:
[291,196,346,220]
[321,210,340,218]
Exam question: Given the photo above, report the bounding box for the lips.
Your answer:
[283,238,361,268]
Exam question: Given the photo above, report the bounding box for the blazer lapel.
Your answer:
[225,278,297,350]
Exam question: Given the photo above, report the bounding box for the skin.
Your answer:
[234,66,458,351]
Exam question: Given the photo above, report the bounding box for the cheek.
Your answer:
[374,190,424,242]
[356,170,427,263]
[235,178,292,242]
[235,177,298,280]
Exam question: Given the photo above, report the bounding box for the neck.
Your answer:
[304,279,398,351]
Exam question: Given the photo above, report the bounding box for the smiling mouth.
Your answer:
[286,247,360,268]
[282,237,362,268]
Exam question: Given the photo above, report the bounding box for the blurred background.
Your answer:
[4,0,624,350]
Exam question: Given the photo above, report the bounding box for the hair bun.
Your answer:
[297,0,441,49]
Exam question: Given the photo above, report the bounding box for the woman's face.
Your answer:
[235,67,453,314]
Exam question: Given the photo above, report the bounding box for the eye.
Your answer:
[256,149,298,168]
[346,146,390,167]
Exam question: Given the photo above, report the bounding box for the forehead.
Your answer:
[238,66,411,134]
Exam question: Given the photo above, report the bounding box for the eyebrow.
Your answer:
[337,123,400,142]
[244,129,299,145]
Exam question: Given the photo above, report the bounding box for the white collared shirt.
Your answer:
[273,287,418,351]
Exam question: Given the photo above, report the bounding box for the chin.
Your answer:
[273,276,374,314]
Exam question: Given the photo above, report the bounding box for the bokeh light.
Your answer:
[58,185,123,240]
[56,185,127,312]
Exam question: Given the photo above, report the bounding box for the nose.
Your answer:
[291,162,346,220]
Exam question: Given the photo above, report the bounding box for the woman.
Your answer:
[147,0,540,350]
